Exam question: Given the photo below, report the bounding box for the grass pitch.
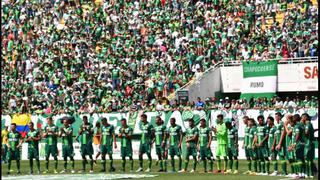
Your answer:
[1,160,318,180]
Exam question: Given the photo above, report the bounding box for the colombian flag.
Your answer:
[11,114,31,138]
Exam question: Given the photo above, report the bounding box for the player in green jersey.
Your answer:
[198,119,214,173]
[118,118,134,172]
[6,123,23,175]
[25,122,41,174]
[136,114,154,172]
[274,112,287,176]
[247,118,258,175]
[212,114,228,174]
[99,118,117,172]
[179,118,199,173]
[59,118,75,174]
[253,115,269,175]
[154,116,167,172]
[167,117,183,172]
[242,116,253,174]
[287,114,299,178]
[225,120,238,174]
[291,114,305,178]
[77,116,94,173]
[283,115,296,178]
[43,117,59,174]
[301,113,315,178]
[266,116,277,175]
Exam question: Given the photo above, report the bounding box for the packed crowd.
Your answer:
[1,0,318,115]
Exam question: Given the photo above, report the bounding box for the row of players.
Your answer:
[4,113,317,178]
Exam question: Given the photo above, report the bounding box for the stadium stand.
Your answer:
[1,0,318,114]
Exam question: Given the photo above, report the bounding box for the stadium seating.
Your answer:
[1,0,318,114]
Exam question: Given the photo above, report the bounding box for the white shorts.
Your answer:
[94,144,101,153]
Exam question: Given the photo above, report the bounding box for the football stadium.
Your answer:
[1,0,318,180]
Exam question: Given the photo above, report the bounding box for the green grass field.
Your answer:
[2,160,318,180]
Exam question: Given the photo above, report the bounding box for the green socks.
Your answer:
[171,158,175,171]
[82,160,86,171]
[261,160,266,173]
[101,160,106,171]
[130,159,134,171]
[184,159,189,170]
[64,161,67,169]
[253,160,257,172]
[235,160,239,170]
[178,157,182,170]
[209,159,214,171]
[30,159,33,172]
[281,160,287,174]
[223,159,227,171]
[266,160,270,173]
[247,160,252,171]
[229,159,233,170]
[46,159,49,170]
[159,160,163,170]
[193,156,197,171]
[122,159,125,171]
[203,159,207,171]
[36,160,40,171]
[273,160,278,172]
[217,158,221,170]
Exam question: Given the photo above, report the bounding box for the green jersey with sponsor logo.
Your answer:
[227,127,238,148]
[101,124,114,146]
[26,129,40,149]
[199,127,211,147]
[61,126,73,146]
[185,126,199,146]
[119,127,133,148]
[169,125,182,146]
[44,124,58,145]
[140,123,154,145]
[154,124,166,146]
[255,125,268,147]
[7,131,21,150]
[79,123,93,145]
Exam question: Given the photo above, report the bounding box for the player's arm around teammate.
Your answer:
[59,118,75,173]
[167,118,183,172]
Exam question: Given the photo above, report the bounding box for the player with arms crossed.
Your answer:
[6,123,23,175]
[198,118,214,173]
[43,117,59,174]
[99,118,117,172]
[136,114,154,172]
[212,114,228,174]
[59,118,75,173]
[118,118,134,172]
[225,120,239,174]
[154,116,167,172]
[77,116,94,173]
[167,117,183,172]
[25,122,41,174]
[253,115,269,175]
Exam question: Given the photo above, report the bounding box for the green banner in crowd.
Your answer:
[241,60,278,99]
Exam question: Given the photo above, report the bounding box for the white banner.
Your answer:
[241,76,277,93]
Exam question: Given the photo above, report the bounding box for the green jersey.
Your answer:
[154,124,166,146]
[293,122,305,146]
[44,124,59,145]
[61,126,73,146]
[244,126,250,146]
[119,126,133,148]
[285,124,292,148]
[275,121,285,145]
[248,126,257,147]
[227,127,238,148]
[199,126,211,147]
[7,131,21,150]
[79,123,93,145]
[101,124,114,146]
[268,126,277,149]
[26,129,40,149]
[185,126,199,146]
[216,122,228,145]
[140,122,154,145]
[168,125,182,146]
[304,121,315,146]
[255,125,268,147]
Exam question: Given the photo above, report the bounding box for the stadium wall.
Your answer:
[221,62,318,93]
